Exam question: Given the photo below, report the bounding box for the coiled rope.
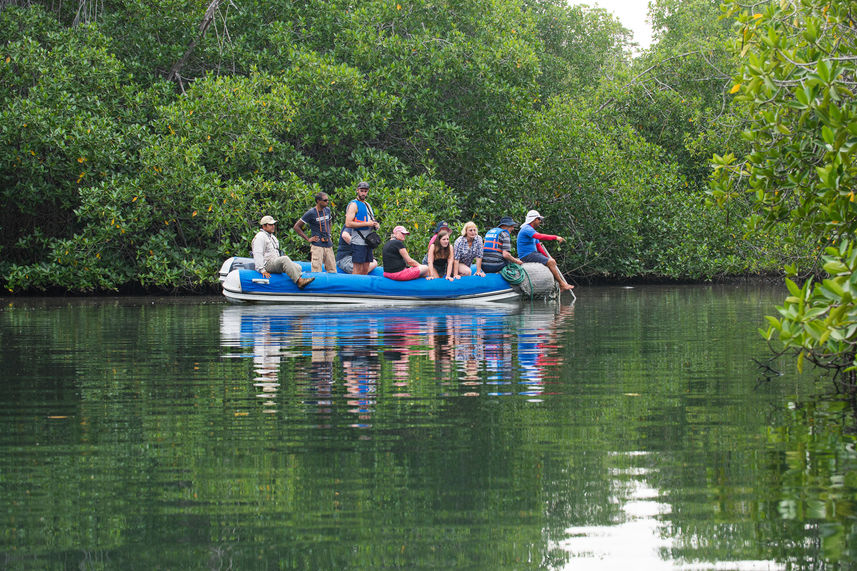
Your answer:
[500,263,534,300]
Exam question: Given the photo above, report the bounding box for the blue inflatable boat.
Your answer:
[218,257,519,304]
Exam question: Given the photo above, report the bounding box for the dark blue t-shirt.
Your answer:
[300,206,333,248]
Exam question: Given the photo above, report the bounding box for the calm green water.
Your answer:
[1,285,856,570]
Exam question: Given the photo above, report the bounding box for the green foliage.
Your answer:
[714,0,857,374]
[0,0,809,291]
[601,0,736,186]
[3,66,459,291]
[497,98,745,278]
[0,6,143,271]
[524,0,633,100]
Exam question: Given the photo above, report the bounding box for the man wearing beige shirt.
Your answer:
[252,215,315,289]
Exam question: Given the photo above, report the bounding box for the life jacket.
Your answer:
[348,199,371,224]
[484,227,508,252]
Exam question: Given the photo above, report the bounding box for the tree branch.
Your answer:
[166,0,223,83]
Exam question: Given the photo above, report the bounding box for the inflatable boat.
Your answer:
[218,257,521,304]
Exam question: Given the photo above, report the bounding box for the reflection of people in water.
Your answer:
[382,316,424,394]
[340,352,380,426]
[251,321,283,414]
[453,315,486,386]
[426,315,455,380]
[516,303,575,396]
[223,303,575,420]
[307,331,336,419]
[339,316,382,427]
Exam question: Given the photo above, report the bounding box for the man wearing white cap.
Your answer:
[382,225,429,281]
[252,215,315,289]
[516,210,574,291]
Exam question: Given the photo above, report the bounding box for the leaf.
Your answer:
[823,261,849,275]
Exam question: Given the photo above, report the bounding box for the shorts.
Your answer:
[383,267,422,281]
[521,252,549,265]
[482,260,508,273]
[336,256,353,274]
[352,244,374,264]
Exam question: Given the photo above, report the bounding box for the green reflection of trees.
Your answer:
[3,292,857,568]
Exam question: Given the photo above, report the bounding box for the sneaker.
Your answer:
[296,276,315,289]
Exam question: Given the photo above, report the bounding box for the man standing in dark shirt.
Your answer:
[294,192,336,273]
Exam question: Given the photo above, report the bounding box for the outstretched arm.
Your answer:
[533,232,565,244]
[502,250,523,265]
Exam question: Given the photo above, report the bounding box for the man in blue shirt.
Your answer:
[517,210,574,291]
[294,192,336,273]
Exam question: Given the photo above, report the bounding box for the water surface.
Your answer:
[1,285,854,569]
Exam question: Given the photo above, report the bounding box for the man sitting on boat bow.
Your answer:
[252,215,315,289]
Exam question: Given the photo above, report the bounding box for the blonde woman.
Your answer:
[453,221,485,277]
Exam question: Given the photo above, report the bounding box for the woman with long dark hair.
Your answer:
[426,229,456,281]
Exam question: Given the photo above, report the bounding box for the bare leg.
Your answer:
[546,259,574,291]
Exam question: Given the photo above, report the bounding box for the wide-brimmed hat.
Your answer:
[523,210,544,225]
[393,225,410,236]
[433,220,450,234]
[498,216,518,228]
[259,215,277,226]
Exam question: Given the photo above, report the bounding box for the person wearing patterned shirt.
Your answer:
[452,221,485,277]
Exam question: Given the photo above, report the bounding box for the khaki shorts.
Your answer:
[310,245,336,273]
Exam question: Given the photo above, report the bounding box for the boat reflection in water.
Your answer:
[220,302,575,421]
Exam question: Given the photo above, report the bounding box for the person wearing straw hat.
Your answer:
[482,215,523,273]
[516,210,574,291]
[252,215,315,289]
[382,225,429,281]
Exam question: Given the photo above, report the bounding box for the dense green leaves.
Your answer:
[0,0,812,292]
[714,0,857,376]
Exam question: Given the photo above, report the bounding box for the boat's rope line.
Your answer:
[500,263,534,301]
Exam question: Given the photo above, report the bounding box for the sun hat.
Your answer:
[523,210,544,225]
[393,225,410,236]
[357,181,370,189]
[498,216,518,228]
[259,215,277,226]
